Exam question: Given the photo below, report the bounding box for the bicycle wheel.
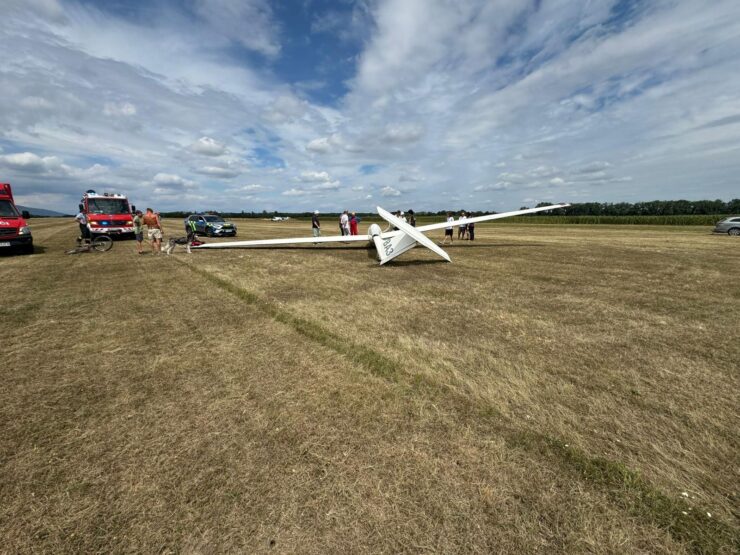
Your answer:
[92,235,113,252]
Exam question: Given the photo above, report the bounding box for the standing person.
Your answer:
[340,210,350,236]
[133,209,145,254]
[467,219,475,241]
[74,207,89,241]
[143,207,162,254]
[441,212,454,245]
[349,212,359,235]
[458,211,467,240]
[408,209,416,227]
[311,210,321,238]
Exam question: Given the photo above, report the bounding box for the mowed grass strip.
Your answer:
[175,231,738,554]
[174,218,739,546]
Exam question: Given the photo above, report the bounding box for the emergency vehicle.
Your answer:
[0,183,33,254]
[79,190,135,237]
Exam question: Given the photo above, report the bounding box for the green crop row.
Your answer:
[487,215,727,225]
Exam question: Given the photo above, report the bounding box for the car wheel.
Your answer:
[206,229,213,237]
[728,228,740,236]
[20,243,34,255]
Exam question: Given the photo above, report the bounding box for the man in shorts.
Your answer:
[442,212,454,245]
[142,207,162,254]
[132,210,144,254]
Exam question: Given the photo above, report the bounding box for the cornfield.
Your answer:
[492,214,727,225]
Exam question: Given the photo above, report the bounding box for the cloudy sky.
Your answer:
[1,0,739,213]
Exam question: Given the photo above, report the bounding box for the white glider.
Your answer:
[193,203,570,264]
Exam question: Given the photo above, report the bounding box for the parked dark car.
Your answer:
[185,214,237,237]
[713,216,740,236]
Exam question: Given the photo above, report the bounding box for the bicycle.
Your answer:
[66,234,113,254]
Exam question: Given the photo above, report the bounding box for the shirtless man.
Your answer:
[142,208,162,254]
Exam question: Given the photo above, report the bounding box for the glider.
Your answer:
[194,203,570,265]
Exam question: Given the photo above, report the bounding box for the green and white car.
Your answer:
[186,214,237,237]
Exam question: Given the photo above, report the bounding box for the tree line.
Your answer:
[159,199,739,219]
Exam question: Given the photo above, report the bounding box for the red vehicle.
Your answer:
[0,183,33,254]
[79,190,135,237]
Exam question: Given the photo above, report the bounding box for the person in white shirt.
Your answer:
[441,212,454,245]
[340,210,350,236]
[458,211,467,240]
[75,210,90,240]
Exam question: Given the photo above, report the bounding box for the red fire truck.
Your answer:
[79,190,135,237]
[0,183,33,254]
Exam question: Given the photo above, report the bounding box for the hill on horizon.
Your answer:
[17,205,70,217]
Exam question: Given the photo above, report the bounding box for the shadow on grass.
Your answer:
[0,246,42,256]
[384,259,448,267]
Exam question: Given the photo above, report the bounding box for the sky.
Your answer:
[1,0,739,213]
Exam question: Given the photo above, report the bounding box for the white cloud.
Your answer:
[575,161,612,174]
[498,173,526,184]
[0,152,60,173]
[238,184,271,192]
[192,0,280,58]
[474,182,509,192]
[194,166,240,178]
[383,123,424,144]
[20,96,54,110]
[381,186,401,197]
[306,137,332,153]
[263,95,306,124]
[312,181,340,191]
[282,188,308,196]
[299,170,332,183]
[152,173,194,190]
[103,101,136,117]
[0,151,108,180]
[189,137,227,156]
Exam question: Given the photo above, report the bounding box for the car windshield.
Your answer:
[0,200,20,217]
[87,198,129,214]
[204,215,224,222]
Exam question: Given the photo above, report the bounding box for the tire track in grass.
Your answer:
[177,258,739,554]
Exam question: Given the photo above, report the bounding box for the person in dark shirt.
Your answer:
[408,209,416,227]
[311,210,321,238]
[467,219,475,241]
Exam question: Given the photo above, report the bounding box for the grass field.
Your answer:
[1,218,738,553]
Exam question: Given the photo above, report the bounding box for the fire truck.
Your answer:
[79,190,135,237]
[0,183,33,254]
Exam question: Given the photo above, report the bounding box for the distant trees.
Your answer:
[156,199,739,219]
[531,199,739,216]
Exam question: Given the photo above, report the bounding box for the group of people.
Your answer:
[442,211,475,245]
[339,210,361,236]
[385,210,416,230]
[75,207,164,254]
[310,209,418,238]
[133,208,164,254]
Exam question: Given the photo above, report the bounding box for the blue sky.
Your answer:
[1,0,739,213]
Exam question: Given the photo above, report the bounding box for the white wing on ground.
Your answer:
[416,203,570,233]
[193,234,369,249]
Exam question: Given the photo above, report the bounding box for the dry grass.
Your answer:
[0,218,737,553]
